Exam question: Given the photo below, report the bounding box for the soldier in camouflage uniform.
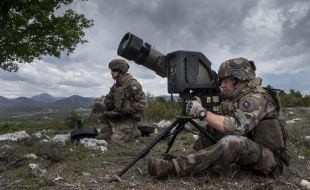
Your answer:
[92,59,148,143]
[148,57,289,177]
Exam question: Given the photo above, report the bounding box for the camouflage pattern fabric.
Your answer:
[218,57,256,81]
[111,118,141,143]
[93,73,147,142]
[94,117,113,140]
[173,77,287,176]
[109,59,129,73]
[173,135,276,176]
[192,125,224,151]
[94,115,141,143]
[103,73,147,120]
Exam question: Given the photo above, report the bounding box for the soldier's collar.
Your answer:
[232,77,262,99]
[116,73,132,85]
[248,77,262,87]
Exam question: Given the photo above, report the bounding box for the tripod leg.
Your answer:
[188,119,217,143]
[116,119,179,177]
[165,121,185,154]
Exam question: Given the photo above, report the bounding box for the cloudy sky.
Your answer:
[1,0,310,98]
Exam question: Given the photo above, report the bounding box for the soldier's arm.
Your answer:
[124,82,148,114]
[103,86,115,111]
[204,112,225,133]
[203,93,271,135]
[222,93,272,135]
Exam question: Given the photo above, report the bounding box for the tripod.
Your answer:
[116,104,216,178]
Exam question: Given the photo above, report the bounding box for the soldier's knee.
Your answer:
[218,135,247,151]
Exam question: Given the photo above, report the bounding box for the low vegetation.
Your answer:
[280,89,310,107]
[0,98,309,189]
[144,95,181,122]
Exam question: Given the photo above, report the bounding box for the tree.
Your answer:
[0,0,93,72]
[65,111,81,129]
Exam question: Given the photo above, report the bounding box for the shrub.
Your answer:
[64,111,81,129]
[34,141,67,162]
[144,94,181,122]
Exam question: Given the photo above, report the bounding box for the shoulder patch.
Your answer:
[243,100,251,108]
[239,99,256,112]
[132,85,138,91]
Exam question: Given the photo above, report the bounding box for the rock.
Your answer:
[25,153,38,160]
[304,136,310,146]
[40,139,50,144]
[300,179,310,190]
[0,131,31,141]
[28,163,47,177]
[51,134,70,145]
[54,174,63,181]
[298,155,305,159]
[185,123,194,131]
[287,111,295,115]
[32,129,54,139]
[156,120,172,128]
[80,138,108,153]
[82,172,91,176]
[193,134,199,141]
[154,128,158,134]
[104,174,122,182]
[286,120,295,124]
[286,118,303,124]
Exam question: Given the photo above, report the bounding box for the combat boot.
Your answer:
[148,157,176,178]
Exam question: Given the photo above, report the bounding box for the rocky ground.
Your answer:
[0,107,309,190]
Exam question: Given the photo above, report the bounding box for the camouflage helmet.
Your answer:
[108,59,129,73]
[218,57,256,81]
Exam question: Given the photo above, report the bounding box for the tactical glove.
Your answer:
[185,100,206,118]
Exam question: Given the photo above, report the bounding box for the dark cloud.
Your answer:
[1,0,310,97]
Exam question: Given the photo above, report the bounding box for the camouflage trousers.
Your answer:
[172,135,278,176]
[95,114,141,143]
[192,125,224,151]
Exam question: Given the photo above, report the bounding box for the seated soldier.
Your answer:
[148,57,290,178]
[92,59,148,143]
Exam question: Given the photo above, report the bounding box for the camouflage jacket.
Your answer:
[221,77,288,151]
[221,78,275,130]
[222,78,290,165]
[103,73,148,120]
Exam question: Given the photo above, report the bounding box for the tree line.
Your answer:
[279,89,310,107]
[143,89,310,123]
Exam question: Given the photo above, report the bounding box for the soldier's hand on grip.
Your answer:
[185,100,205,117]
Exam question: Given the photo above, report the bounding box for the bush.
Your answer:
[144,94,181,122]
[279,89,310,107]
[64,111,81,129]
[34,141,67,162]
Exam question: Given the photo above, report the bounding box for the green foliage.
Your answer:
[0,107,309,189]
[34,141,67,162]
[64,111,81,129]
[279,89,310,107]
[144,93,181,122]
[0,0,93,71]
[0,118,66,135]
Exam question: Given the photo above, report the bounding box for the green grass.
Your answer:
[0,107,309,189]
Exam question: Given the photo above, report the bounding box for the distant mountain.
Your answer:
[31,93,56,103]
[11,97,45,107]
[0,96,12,106]
[0,94,95,108]
[53,95,95,108]
[0,96,44,107]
